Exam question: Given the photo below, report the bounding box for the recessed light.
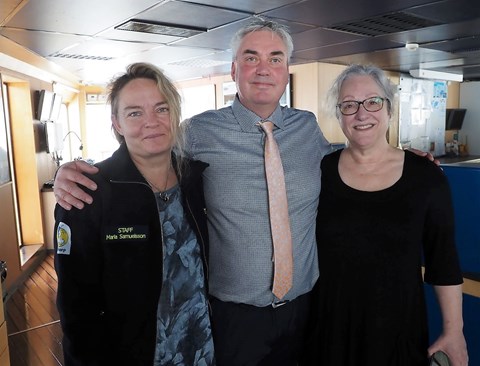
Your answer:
[405,43,419,51]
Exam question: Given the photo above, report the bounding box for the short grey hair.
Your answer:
[328,64,397,119]
[230,16,294,62]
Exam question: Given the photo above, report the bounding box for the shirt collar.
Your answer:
[232,95,284,132]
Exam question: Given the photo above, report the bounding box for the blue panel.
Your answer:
[442,165,480,276]
[429,165,480,364]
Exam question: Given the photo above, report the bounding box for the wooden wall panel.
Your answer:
[7,82,44,245]
[0,183,20,291]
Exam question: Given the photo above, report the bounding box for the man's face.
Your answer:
[231,30,290,118]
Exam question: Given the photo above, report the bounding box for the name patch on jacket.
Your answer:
[103,225,149,242]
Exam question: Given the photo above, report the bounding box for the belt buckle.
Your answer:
[271,300,288,308]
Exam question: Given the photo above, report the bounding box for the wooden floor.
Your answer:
[5,253,64,366]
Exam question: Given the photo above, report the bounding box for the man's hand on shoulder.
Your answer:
[407,148,440,166]
[54,160,99,210]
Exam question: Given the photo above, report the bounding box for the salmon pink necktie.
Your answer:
[260,121,293,300]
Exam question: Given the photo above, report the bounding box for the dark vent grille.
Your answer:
[50,53,113,61]
[115,20,206,38]
[327,12,442,36]
[453,47,480,54]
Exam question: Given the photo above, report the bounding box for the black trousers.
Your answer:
[210,292,313,366]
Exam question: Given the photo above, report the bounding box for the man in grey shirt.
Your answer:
[184,96,330,307]
[54,18,332,365]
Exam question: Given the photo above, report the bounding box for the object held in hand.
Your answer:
[429,351,450,366]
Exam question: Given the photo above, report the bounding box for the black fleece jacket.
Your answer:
[54,143,209,366]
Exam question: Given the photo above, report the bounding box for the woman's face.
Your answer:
[338,75,390,149]
[112,78,172,159]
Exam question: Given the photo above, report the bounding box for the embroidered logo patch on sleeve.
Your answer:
[56,222,72,255]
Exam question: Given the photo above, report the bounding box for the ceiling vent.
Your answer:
[452,47,480,54]
[50,53,113,61]
[327,12,442,37]
[115,19,207,38]
[167,58,231,68]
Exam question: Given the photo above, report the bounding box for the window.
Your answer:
[84,104,118,163]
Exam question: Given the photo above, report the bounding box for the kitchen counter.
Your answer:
[439,155,480,166]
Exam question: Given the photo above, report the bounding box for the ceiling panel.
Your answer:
[184,0,299,14]
[263,0,443,27]
[384,18,480,46]
[49,57,134,85]
[423,36,480,54]
[0,28,87,57]
[126,45,223,66]
[294,38,405,62]
[134,1,249,30]
[97,27,182,44]
[5,0,163,35]
[2,0,480,83]
[404,0,480,23]
[292,28,366,52]
[174,18,248,50]
[319,47,461,74]
[54,38,159,59]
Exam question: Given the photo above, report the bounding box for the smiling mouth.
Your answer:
[354,124,374,130]
[144,133,164,139]
[252,81,274,87]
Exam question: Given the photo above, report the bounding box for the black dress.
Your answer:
[310,149,463,366]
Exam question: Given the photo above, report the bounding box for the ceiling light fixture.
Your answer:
[405,43,419,51]
[409,69,463,82]
[115,20,207,38]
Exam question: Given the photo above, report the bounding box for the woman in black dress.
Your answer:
[308,64,468,366]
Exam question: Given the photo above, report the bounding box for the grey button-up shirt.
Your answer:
[184,97,332,306]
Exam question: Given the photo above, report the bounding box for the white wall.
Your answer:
[399,76,447,157]
[459,82,480,154]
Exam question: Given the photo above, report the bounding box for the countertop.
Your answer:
[439,155,480,167]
